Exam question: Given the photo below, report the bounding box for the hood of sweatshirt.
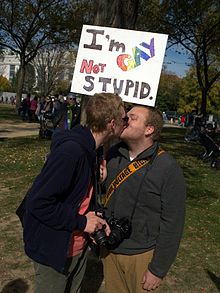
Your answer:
[50,125,96,161]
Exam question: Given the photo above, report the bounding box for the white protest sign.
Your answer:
[71,25,168,106]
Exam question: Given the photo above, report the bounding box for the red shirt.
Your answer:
[68,182,93,257]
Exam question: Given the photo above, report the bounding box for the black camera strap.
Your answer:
[129,147,164,221]
[123,146,165,222]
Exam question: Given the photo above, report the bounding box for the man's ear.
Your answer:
[107,119,115,132]
[145,125,154,136]
[110,119,115,129]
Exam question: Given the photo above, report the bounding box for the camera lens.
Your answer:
[93,229,109,247]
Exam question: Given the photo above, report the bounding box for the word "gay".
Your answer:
[117,38,155,71]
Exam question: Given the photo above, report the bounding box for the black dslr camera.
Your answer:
[93,212,131,249]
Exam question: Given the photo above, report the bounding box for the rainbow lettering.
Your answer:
[117,38,155,71]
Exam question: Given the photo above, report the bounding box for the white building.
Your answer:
[0,49,76,95]
[0,52,20,81]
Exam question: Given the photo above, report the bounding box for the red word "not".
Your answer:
[80,59,106,74]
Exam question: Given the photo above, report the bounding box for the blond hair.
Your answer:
[85,93,124,132]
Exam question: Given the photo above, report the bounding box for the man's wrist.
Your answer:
[148,265,164,279]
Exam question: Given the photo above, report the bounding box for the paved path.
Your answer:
[0,121,39,138]
[0,119,182,139]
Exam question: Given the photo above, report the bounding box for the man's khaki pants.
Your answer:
[102,250,154,293]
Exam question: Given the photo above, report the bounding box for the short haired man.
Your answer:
[102,105,186,292]
[22,93,127,293]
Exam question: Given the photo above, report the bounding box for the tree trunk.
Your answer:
[80,0,140,125]
[83,0,139,148]
[80,95,90,125]
[94,0,139,29]
[16,60,26,110]
[201,89,207,117]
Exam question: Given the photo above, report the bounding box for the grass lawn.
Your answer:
[0,103,22,123]
[0,104,220,292]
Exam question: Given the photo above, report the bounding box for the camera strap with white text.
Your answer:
[102,147,164,207]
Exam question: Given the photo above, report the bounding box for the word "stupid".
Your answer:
[83,75,152,100]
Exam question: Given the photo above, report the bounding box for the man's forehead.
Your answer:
[128,106,148,115]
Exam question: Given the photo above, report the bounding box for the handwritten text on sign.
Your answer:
[71,25,168,106]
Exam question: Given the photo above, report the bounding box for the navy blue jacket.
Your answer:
[23,125,96,273]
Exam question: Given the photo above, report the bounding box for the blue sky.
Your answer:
[163,45,191,77]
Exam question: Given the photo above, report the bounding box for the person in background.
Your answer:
[101,105,186,292]
[52,94,63,118]
[43,96,53,114]
[67,95,81,128]
[53,94,81,130]
[22,92,128,293]
[35,96,46,120]
[180,114,186,127]
[29,96,38,122]
[21,93,31,121]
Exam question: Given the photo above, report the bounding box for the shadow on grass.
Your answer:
[161,128,204,159]
[81,252,104,293]
[0,137,50,149]
[1,278,29,293]
[206,270,220,292]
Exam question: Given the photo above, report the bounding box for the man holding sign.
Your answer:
[101,105,186,292]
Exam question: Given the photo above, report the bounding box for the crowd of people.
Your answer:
[17,93,81,138]
[16,92,186,293]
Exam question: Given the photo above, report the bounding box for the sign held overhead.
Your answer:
[71,25,168,106]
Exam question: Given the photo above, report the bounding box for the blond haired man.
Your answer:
[22,93,127,293]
